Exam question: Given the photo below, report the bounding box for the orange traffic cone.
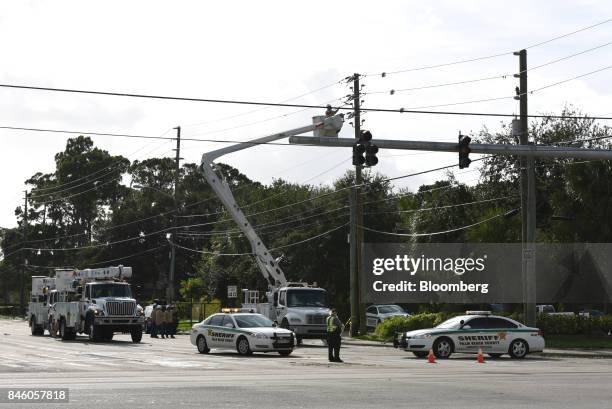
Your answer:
[477,348,485,363]
[427,349,436,364]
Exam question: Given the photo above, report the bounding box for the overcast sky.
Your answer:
[1,0,611,228]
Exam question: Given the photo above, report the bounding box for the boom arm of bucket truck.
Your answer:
[198,114,344,288]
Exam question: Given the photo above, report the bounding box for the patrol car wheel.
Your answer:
[196,335,210,354]
[237,336,252,356]
[509,339,528,359]
[433,337,454,359]
[278,350,292,356]
[413,351,428,358]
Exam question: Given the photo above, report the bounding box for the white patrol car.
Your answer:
[393,311,545,359]
[190,310,295,356]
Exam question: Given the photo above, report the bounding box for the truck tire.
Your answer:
[131,328,142,343]
[60,318,71,341]
[102,329,114,342]
[278,350,293,356]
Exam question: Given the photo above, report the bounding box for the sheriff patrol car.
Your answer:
[393,311,545,359]
[190,310,295,356]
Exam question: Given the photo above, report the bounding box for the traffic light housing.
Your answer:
[353,130,378,167]
[458,133,471,169]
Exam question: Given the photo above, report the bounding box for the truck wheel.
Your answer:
[130,328,142,343]
[196,335,210,354]
[296,336,303,346]
[88,319,100,342]
[60,318,71,341]
[102,329,114,342]
[236,336,252,356]
[278,350,293,356]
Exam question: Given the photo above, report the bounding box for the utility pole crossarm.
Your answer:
[288,136,612,160]
[199,115,343,288]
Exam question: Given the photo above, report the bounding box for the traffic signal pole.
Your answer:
[288,136,612,160]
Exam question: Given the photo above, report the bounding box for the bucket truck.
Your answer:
[198,113,344,343]
[48,265,144,342]
[27,276,56,335]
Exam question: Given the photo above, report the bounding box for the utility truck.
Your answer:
[27,276,56,335]
[48,265,144,342]
[198,112,344,343]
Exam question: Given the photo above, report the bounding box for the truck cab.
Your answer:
[50,266,144,342]
[274,286,330,342]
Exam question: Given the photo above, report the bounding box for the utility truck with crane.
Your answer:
[27,276,56,336]
[48,265,144,342]
[197,112,344,343]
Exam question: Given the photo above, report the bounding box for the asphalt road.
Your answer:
[1,319,611,409]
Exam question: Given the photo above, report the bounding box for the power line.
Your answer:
[365,41,612,96]
[360,211,511,237]
[23,245,168,270]
[363,18,612,77]
[171,223,347,257]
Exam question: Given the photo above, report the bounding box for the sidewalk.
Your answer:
[341,337,612,358]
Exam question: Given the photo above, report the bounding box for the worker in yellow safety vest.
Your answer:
[326,308,343,362]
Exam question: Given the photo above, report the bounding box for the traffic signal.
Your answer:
[365,144,379,166]
[458,132,471,169]
[353,130,378,167]
[352,144,366,166]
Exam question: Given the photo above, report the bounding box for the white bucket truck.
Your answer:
[27,276,56,335]
[49,265,144,342]
[199,113,343,343]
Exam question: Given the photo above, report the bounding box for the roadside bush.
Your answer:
[536,314,612,335]
[374,312,459,340]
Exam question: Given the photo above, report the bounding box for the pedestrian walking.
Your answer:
[326,308,343,362]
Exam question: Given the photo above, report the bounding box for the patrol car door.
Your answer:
[207,314,224,348]
[485,317,517,353]
[456,317,489,353]
[219,315,238,348]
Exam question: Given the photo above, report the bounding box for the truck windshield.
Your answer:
[234,315,274,328]
[90,284,132,298]
[286,290,328,308]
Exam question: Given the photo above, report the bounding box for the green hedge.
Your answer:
[373,313,612,341]
[536,314,612,335]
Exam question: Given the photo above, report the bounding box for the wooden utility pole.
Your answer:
[350,73,366,335]
[169,126,181,302]
[19,191,28,316]
[514,49,537,327]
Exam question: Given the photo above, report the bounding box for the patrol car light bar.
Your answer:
[221,308,242,313]
[465,310,491,315]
